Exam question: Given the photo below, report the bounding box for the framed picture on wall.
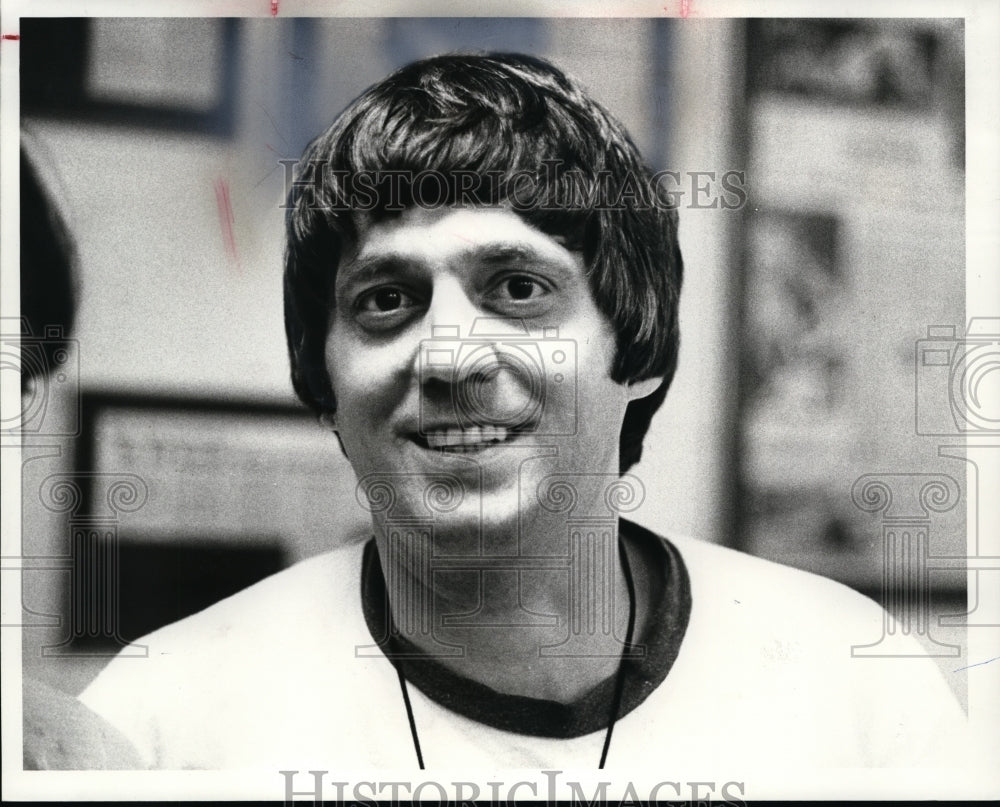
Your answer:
[20,18,239,135]
[59,392,361,651]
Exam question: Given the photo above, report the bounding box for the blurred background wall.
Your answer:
[13,16,968,700]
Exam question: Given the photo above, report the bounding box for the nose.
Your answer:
[417,277,490,387]
[416,283,542,431]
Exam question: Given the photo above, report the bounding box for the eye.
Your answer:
[497,275,549,301]
[505,277,539,300]
[354,285,422,329]
[360,287,408,312]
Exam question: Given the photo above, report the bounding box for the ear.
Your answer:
[626,376,664,402]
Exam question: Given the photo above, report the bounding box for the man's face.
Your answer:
[325,206,648,536]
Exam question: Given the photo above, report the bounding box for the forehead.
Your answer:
[342,207,576,276]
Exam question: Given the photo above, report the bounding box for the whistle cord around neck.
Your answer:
[396,659,425,768]
[392,540,637,770]
[599,540,637,768]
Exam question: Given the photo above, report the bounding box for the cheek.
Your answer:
[325,330,415,419]
[573,322,621,390]
[573,330,631,418]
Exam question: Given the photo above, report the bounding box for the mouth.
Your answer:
[410,424,528,453]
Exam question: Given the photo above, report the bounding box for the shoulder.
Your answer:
[651,530,967,767]
[664,530,884,630]
[147,538,367,649]
[624,521,889,678]
[665,531,892,678]
[77,539,371,767]
[93,538,367,662]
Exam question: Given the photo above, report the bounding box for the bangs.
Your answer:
[297,53,645,250]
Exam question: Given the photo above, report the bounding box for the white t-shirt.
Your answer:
[79,524,966,771]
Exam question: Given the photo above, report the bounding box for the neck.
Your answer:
[372,475,642,703]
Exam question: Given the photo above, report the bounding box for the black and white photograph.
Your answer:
[2,0,998,802]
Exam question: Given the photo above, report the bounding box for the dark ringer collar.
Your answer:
[360,519,691,739]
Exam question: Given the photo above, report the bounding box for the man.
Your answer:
[79,53,964,770]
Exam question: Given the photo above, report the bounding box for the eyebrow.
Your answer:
[471,244,554,266]
[341,242,574,281]
[340,254,414,282]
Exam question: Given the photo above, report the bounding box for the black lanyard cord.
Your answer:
[393,539,637,770]
[599,540,637,768]
[395,662,425,768]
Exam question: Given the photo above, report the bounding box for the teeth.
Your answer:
[423,426,510,449]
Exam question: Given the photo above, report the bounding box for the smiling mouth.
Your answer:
[412,425,526,453]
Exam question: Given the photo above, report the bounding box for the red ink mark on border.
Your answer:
[271,0,279,17]
[214,177,241,272]
[679,0,693,18]
[2,34,20,40]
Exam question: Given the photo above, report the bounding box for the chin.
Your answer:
[414,492,527,557]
